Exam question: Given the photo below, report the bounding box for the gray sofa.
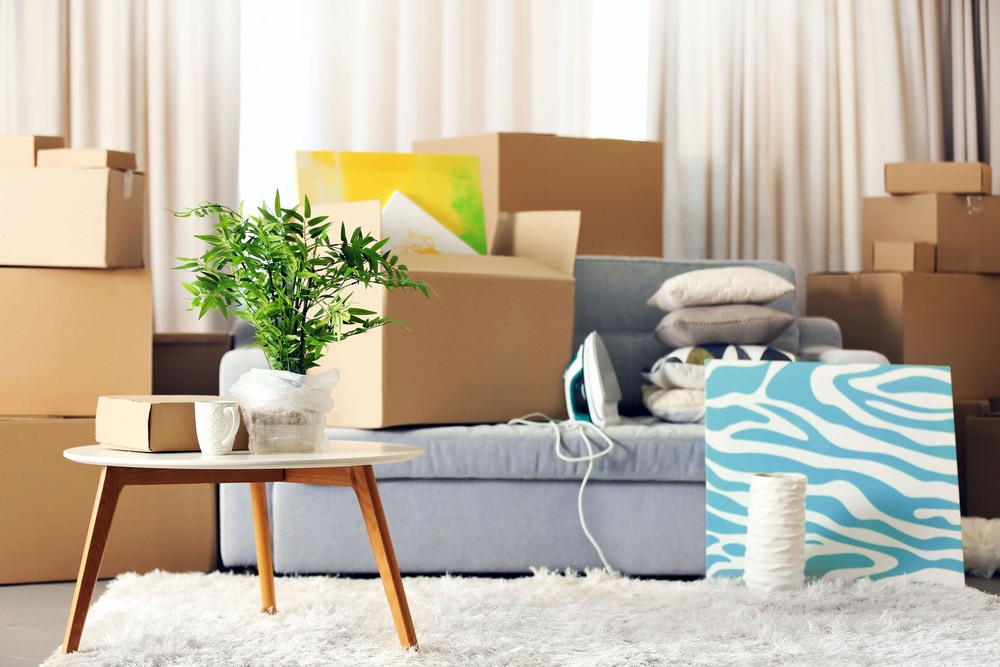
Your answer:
[218,256,846,576]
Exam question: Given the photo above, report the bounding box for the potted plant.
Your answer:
[174,192,428,453]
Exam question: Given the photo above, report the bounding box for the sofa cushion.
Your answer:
[646,266,795,311]
[326,420,706,483]
[653,305,795,347]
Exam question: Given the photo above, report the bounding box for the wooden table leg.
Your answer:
[350,465,418,649]
[250,482,277,614]
[63,467,126,653]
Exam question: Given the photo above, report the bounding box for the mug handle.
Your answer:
[223,405,240,444]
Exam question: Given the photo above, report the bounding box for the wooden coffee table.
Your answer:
[61,442,423,653]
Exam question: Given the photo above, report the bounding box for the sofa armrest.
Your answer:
[798,316,842,352]
[219,347,269,396]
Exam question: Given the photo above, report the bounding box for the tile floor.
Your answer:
[1,576,998,665]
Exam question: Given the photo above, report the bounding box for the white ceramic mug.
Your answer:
[194,400,241,455]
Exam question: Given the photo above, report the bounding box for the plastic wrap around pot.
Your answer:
[230,368,340,453]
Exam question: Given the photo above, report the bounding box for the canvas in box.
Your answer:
[884,162,992,195]
[313,201,580,428]
[0,268,152,416]
[97,395,249,452]
[806,272,1000,399]
[0,418,216,584]
[413,132,662,257]
[862,195,1000,273]
[0,165,144,268]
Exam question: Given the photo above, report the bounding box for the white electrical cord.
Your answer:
[508,412,619,574]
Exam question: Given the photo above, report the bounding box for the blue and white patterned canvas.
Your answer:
[705,361,964,586]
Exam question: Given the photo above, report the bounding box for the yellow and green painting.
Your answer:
[296,151,488,255]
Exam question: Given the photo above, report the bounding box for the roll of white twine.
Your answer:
[743,472,807,592]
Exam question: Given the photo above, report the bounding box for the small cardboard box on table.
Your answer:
[0,417,217,584]
[862,194,1000,274]
[413,133,662,257]
[0,267,152,416]
[0,144,145,268]
[313,201,580,428]
[96,395,249,452]
[805,271,1000,400]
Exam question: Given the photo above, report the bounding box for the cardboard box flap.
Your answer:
[37,148,138,171]
[493,211,580,276]
[402,253,573,280]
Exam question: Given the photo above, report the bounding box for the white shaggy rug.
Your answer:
[43,569,1000,667]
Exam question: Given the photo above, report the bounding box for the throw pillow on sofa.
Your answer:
[646,266,794,312]
[644,344,797,390]
[654,305,794,348]
[642,385,706,423]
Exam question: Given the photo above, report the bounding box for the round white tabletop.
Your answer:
[64,441,423,470]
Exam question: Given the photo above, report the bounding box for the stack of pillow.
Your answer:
[642,266,797,423]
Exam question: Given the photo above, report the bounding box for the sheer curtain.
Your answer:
[648,0,1000,294]
[0,0,240,332]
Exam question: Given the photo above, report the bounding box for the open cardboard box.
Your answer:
[414,133,662,257]
[97,395,249,452]
[312,201,580,428]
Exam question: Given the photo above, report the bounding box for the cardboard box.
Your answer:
[862,195,1000,273]
[413,133,663,256]
[0,134,65,166]
[313,201,579,428]
[872,241,936,272]
[965,414,1000,518]
[154,333,233,395]
[37,147,138,171]
[0,417,216,584]
[0,268,152,416]
[954,399,992,514]
[0,167,145,268]
[97,395,249,452]
[805,272,1000,399]
[885,162,992,195]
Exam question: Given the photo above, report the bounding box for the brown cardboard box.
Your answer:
[413,133,663,256]
[153,333,234,395]
[954,399,991,514]
[805,272,1000,399]
[0,134,65,166]
[872,241,936,272]
[313,201,579,428]
[0,417,216,584]
[965,414,1000,518]
[96,395,249,452]
[0,167,145,268]
[0,268,152,416]
[885,162,992,195]
[37,147,138,171]
[862,195,1000,273]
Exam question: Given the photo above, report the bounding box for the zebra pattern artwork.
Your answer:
[705,361,964,586]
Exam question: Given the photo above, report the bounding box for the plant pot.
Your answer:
[230,368,340,454]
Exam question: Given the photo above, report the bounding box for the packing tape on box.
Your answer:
[967,195,984,216]
[124,170,134,198]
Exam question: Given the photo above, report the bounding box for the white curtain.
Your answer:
[0,0,240,332]
[648,0,1000,295]
[237,0,598,205]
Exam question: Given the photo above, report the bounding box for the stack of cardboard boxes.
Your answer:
[0,135,217,584]
[806,162,1000,518]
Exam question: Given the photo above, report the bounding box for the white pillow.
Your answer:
[643,344,797,390]
[644,356,705,390]
[642,385,705,423]
[647,267,795,312]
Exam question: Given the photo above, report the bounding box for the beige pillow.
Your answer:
[654,305,794,348]
[647,266,794,312]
